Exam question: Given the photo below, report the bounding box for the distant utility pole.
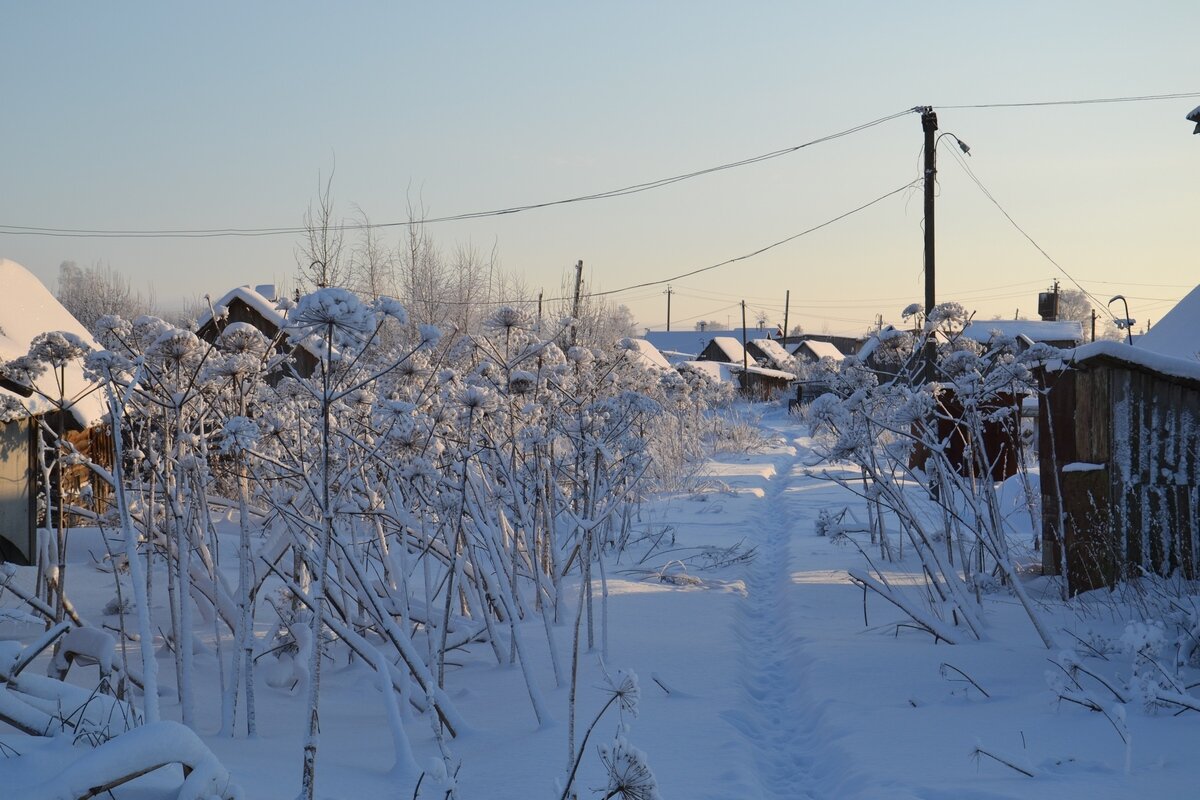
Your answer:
[740,300,748,369]
[537,289,544,331]
[920,106,938,384]
[664,284,674,331]
[570,259,584,346]
[782,289,791,342]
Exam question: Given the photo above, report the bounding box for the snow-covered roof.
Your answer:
[0,259,106,427]
[706,336,747,364]
[643,328,774,358]
[960,319,1083,345]
[747,338,794,369]
[855,325,898,363]
[731,364,796,380]
[622,338,672,371]
[196,285,286,332]
[1135,284,1200,363]
[793,340,845,362]
[197,284,323,361]
[1054,339,1200,386]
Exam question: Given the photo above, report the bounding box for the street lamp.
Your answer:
[1108,295,1135,345]
[1187,104,1200,134]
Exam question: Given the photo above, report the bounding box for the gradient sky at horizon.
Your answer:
[2,2,1197,335]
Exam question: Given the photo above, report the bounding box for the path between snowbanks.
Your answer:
[714,429,917,800]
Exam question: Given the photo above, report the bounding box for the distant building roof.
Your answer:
[960,319,1084,346]
[793,340,845,362]
[1136,284,1200,363]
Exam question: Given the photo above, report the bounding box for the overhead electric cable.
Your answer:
[584,179,921,300]
[935,90,1200,110]
[940,139,1118,323]
[403,178,919,307]
[0,109,915,239]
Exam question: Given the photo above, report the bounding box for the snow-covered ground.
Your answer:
[3,401,1199,798]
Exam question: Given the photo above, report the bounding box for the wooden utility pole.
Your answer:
[537,289,544,331]
[782,289,790,343]
[740,300,748,368]
[570,260,584,345]
[921,107,938,384]
[664,285,674,331]
[1091,308,1096,342]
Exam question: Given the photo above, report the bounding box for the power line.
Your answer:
[935,90,1200,110]
[0,110,915,240]
[585,179,921,300]
[940,139,1120,325]
[404,178,919,308]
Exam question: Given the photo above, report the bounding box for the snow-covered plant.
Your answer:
[812,302,1058,648]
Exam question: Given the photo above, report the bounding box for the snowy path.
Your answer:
[723,442,822,799]
[718,427,910,800]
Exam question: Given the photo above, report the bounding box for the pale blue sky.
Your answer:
[2,2,1197,334]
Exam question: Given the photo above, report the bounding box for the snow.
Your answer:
[793,339,846,362]
[1136,283,1200,362]
[197,283,338,363]
[5,720,241,799]
[679,359,738,384]
[748,337,794,370]
[1053,339,1200,385]
[706,335,748,364]
[0,258,106,427]
[1063,462,1106,472]
[5,399,1200,798]
[621,337,672,371]
[195,285,287,332]
[731,363,795,380]
[960,318,1084,345]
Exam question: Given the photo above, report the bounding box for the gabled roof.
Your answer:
[0,259,106,427]
[197,285,287,333]
[793,340,844,362]
[705,336,747,364]
[1136,284,1200,363]
[747,338,794,370]
[197,284,322,362]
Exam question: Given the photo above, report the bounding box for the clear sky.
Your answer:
[2,2,1197,335]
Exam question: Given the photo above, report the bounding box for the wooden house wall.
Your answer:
[1040,359,1200,594]
[735,371,791,401]
[0,418,36,564]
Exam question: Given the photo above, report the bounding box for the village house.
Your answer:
[195,284,319,380]
[0,260,111,565]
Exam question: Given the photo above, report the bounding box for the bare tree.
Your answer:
[296,170,347,291]
[56,260,154,334]
[349,205,395,301]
